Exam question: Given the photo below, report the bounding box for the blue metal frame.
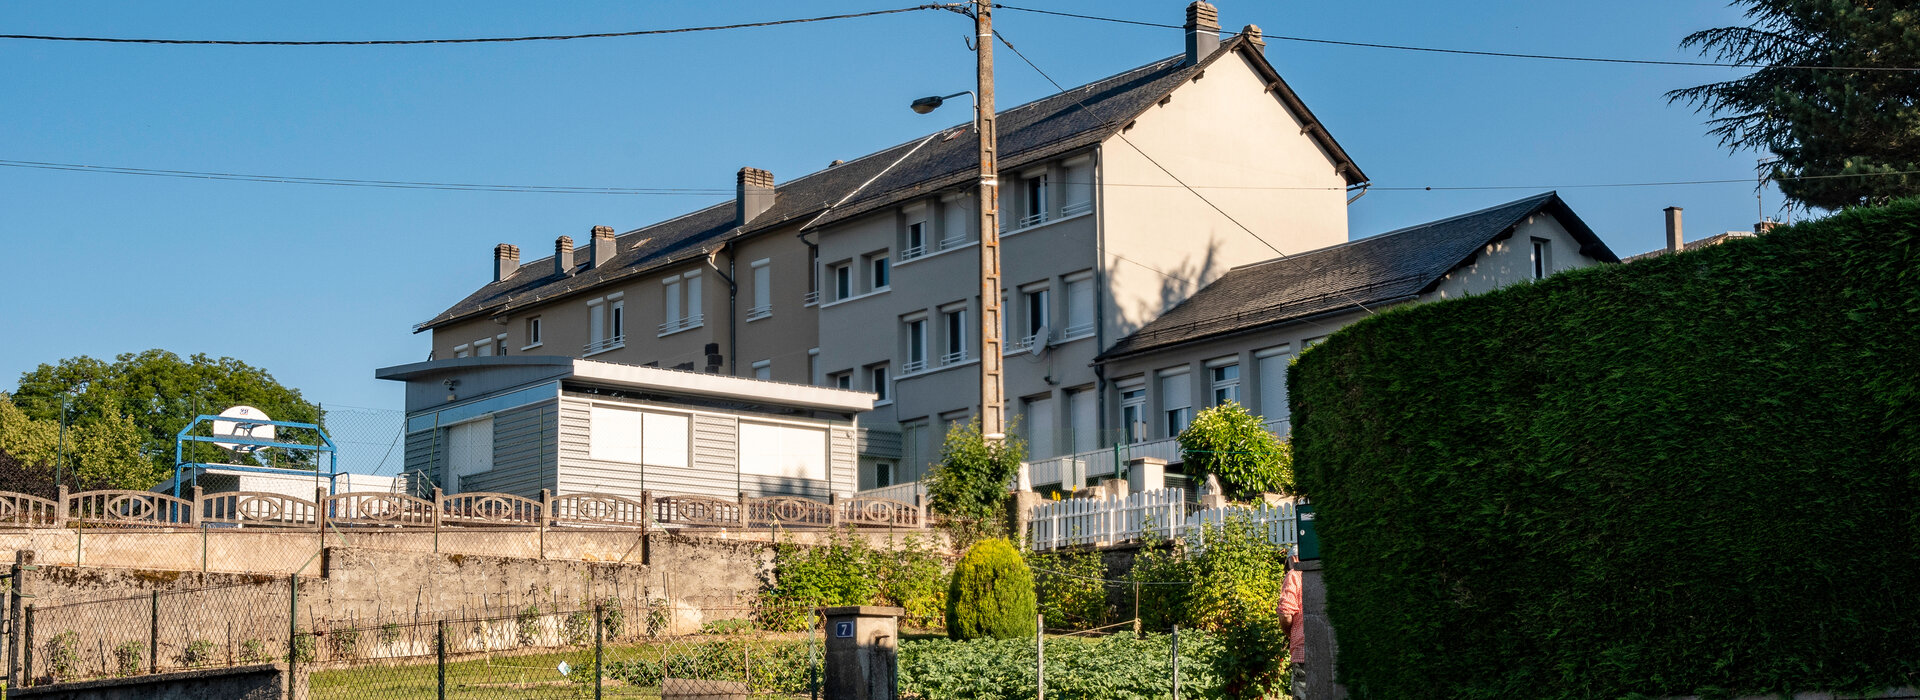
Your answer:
[171,415,340,498]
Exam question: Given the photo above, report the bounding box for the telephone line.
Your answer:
[0,5,952,46]
[993,4,1920,73]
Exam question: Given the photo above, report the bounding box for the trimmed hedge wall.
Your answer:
[1289,200,1920,699]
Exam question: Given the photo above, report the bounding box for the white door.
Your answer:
[446,417,494,494]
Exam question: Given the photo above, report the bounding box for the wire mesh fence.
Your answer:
[12,581,825,699]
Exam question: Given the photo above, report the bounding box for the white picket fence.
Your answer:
[1027,488,1298,553]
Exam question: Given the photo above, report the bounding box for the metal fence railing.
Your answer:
[1026,488,1299,552]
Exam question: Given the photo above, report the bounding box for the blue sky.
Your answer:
[2,1,1781,414]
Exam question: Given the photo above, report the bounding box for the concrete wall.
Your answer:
[14,664,288,700]
[1098,49,1351,343]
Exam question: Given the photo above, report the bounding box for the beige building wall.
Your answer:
[720,223,818,383]
[1098,49,1352,342]
[1428,213,1588,299]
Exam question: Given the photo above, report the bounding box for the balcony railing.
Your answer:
[583,335,625,354]
[902,358,927,374]
[746,304,772,321]
[803,290,820,306]
[1061,200,1093,217]
[900,244,926,261]
[1008,332,1045,353]
[940,350,968,366]
[657,314,703,335]
[1063,320,1095,338]
[1016,211,1047,229]
[938,234,968,250]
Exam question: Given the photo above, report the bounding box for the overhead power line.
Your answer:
[0,159,731,195]
[993,4,1920,73]
[0,5,952,46]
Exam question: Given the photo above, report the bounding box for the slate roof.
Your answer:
[416,35,1365,333]
[1097,192,1619,360]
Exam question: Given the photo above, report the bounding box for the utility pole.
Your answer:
[55,395,70,489]
[974,0,1005,442]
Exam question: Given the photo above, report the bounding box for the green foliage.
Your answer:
[598,639,816,694]
[699,618,757,635]
[515,604,542,645]
[946,538,1037,640]
[378,622,403,646]
[1028,547,1108,630]
[759,529,952,632]
[1290,201,1920,698]
[10,350,322,485]
[238,638,267,663]
[562,610,591,645]
[1131,515,1289,634]
[113,640,143,676]
[180,638,217,667]
[901,631,1220,700]
[1209,605,1291,700]
[327,626,361,659]
[0,395,147,493]
[44,630,79,680]
[1178,401,1293,499]
[292,634,317,664]
[927,418,1026,521]
[1668,2,1920,210]
[598,597,625,638]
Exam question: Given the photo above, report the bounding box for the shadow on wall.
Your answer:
[1111,238,1226,339]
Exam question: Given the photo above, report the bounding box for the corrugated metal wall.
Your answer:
[643,412,740,499]
[460,400,557,497]
[831,427,857,495]
[403,429,443,491]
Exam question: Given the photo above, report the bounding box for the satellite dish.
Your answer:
[212,405,275,452]
[1027,325,1050,358]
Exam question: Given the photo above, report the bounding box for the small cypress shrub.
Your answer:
[945,538,1036,640]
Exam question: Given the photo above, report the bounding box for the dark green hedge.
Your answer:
[1289,200,1920,699]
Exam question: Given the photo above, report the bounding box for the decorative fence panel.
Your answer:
[549,493,650,529]
[322,492,436,528]
[1028,489,1300,553]
[199,491,318,528]
[746,496,834,528]
[839,496,922,528]
[0,492,59,528]
[65,490,194,528]
[652,494,742,528]
[437,491,542,527]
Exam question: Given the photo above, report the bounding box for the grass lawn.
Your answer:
[309,637,817,699]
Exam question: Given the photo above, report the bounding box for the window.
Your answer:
[903,221,928,260]
[1068,388,1097,454]
[1025,395,1056,459]
[942,307,968,365]
[1019,171,1049,228]
[586,293,625,353]
[494,334,508,356]
[1119,383,1147,443]
[748,259,772,321]
[1061,156,1093,216]
[1021,286,1050,350]
[869,255,890,291]
[869,365,890,403]
[904,317,928,372]
[1256,345,1293,428]
[660,272,701,334]
[940,193,970,248]
[1063,273,1094,338]
[587,406,688,469]
[1531,237,1550,280]
[524,317,543,348]
[739,422,828,481]
[453,343,471,359]
[874,461,895,488]
[831,372,853,390]
[1209,362,1240,406]
[832,263,852,301]
[473,337,494,357]
[807,348,820,385]
[752,359,771,380]
[1160,369,1192,437]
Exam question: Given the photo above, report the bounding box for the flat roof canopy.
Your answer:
[376,356,876,414]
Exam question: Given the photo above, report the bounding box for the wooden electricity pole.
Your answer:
[974,0,1005,442]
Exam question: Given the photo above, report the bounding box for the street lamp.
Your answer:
[913,0,1004,441]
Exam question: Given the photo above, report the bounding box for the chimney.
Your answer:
[736,167,775,227]
[1754,219,1780,235]
[590,225,617,268]
[1242,24,1264,49]
[1184,1,1221,64]
[554,235,575,276]
[492,243,520,282]
[1664,207,1684,253]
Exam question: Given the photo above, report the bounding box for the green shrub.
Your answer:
[1028,547,1108,630]
[563,609,592,645]
[926,418,1025,521]
[516,604,542,645]
[1131,514,1288,634]
[238,638,266,663]
[179,638,216,667]
[378,622,402,646]
[113,640,143,676]
[901,631,1218,700]
[44,630,79,680]
[1179,401,1293,499]
[327,626,360,659]
[875,532,950,631]
[946,538,1036,640]
[700,618,757,635]
[1291,200,1920,698]
[598,639,816,694]
[292,634,317,663]
[758,530,880,631]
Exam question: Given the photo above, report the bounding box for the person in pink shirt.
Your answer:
[1278,553,1305,666]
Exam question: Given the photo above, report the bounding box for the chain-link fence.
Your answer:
[11,581,824,699]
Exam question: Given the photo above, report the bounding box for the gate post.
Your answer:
[821,606,902,700]
[8,550,34,688]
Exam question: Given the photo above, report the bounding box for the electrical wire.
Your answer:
[0,5,954,46]
[993,4,1920,73]
[0,158,731,195]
